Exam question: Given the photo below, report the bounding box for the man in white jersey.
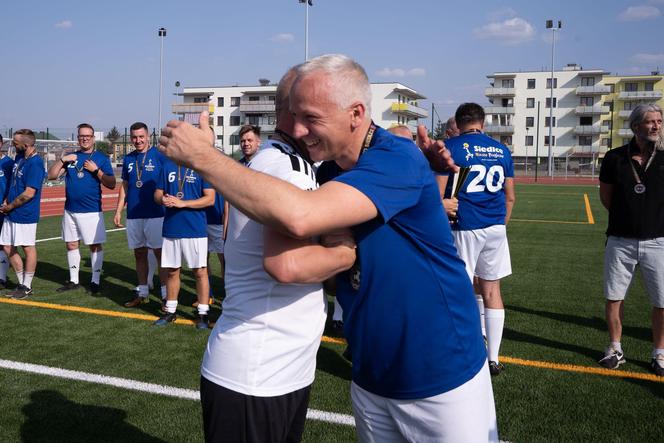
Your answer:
[199,66,357,442]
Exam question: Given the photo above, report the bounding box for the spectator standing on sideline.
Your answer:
[598,103,664,376]
[0,135,15,288]
[238,125,261,165]
[47,123,116,294]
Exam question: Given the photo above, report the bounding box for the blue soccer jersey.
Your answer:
[121,147,165,219]
[64,150,114,213]
[158,159,211,239]
[8,153,45,224]
[321,127,486,400]
[445,132,514,230]
[205,193,224,226]
[0,155,15,225]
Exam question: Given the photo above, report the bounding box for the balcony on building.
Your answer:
[618,110,634,118]
[618,128,633,137]
[239,97,276,113]
[575,85,611,95]
[171,103,215,115]
[570,144,607,155]
[484,106,515,115]
[575,105,610,116]
[390,102,428,119]
[484,125,514,134]
[618,90,664,100]
[574,124,609,135]
[484,87,515,97]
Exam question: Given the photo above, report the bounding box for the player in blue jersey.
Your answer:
[0,129,45,299]
[203,191,225,306]
[114,122,167,307]
[47,123,116,294]
[441,103,516,376]
[159,54,498,442]
[153,158,215,328]
[0,135,15,288]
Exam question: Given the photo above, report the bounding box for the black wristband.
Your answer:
[61,158,67,165]
[93,168,101,177]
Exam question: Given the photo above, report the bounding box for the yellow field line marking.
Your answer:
[583,193,595,224]
[517,192,590,196]
[2,298,661,383]
[511,218,588,225]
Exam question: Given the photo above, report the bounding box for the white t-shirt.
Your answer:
[201,140,327,397]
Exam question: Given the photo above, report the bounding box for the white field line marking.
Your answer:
[36,227,126,243]
[0,358,356,427]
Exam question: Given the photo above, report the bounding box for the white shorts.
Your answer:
[351,361,498,443]
[126,217,164,250]
[207,224,224,253]
[161,237,208,269]
[604,236,664,307]
[453,225,512,281]
[62,210,106,245]
[0,220,37,246]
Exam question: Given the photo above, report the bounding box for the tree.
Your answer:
[433,120,446,140]
[106,126,121,161]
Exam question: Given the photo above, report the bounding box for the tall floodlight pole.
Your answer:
[158,27,167,134]
[546,20,561,177]
[299,0,313,61]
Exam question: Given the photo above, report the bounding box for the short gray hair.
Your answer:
[296,54,372,116]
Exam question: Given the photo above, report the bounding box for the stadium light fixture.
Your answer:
[158,27,167,136]
[545,20,561,177]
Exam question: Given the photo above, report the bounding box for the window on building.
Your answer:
[601,137,610,147]
[579,96,594,106]
[230,97,241,106]
[525,135,534,146]
[546,78,558,89]
[230,116,240,126]
[624,82,638,92]
[526,116,534,127]
[268,95,276,101]
[246,114,260,125]
[248,96,259,102]
[526,98,535,108]
[606,101,613,111]
[501,98,513,107]
[579,116,593,126]
[527,79,536,89]
[645,82,655,91]
[545,97,557,108]
[604,120,613,130]
[230,134,240,145]
[500,136,512,146]
[217,116,223,126]
[578,135,593,146]
[624,101,637,110]
[501,79,514,88]
[268,115,276,125]
[193,97,208,103]
[544,135,556,146]
[217,97,224,107]
[545,117,556,127]
[581,77,595,86]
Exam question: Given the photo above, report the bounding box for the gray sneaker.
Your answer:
[10,284,33,300]
[651,354,664,377]
[598,347,625,369]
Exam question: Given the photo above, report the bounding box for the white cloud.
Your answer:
[631,52,664,64]
[487,7,516,21]
[407,68,426,77]
[473,17,535,45]
[376,67,425,78]
[55,20,72,29]
[618,6,661,21]
[269,33,294,43]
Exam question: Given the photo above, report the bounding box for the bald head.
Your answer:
[388,125,414,140]
[275,65,299,126]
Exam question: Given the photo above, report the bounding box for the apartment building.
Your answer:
[484,65,664,171]
[171,82,427,155]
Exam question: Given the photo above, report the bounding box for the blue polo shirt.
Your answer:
[319,127,486,400]
[64,150,114,213]
[121,147,165,219]
[158,159,212,239]
[8,153,44,224]
[205,193,225,226]
[0,155,15,225]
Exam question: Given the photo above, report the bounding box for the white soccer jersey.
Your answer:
[201,140,326,397]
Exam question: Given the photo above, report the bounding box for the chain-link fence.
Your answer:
[512,155,602,180]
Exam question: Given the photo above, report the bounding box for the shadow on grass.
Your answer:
[503,327,599,361]
[21,389,165,442]
[316,346,352,382]
[506,304,652,342]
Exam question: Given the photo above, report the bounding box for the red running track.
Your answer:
[40,186,119,217]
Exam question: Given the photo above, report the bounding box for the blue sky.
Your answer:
[2,0,664,136]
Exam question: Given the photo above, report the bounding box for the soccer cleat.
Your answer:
[598,347,626,369]
[10,284,33,300]
[88,282,101,295]
[330,320,344,337]
[196,313,210,330]
[154,312,176,326]
[56,280,81,293]
[0,278,7,290]
[651,354,664,377]
[124,296,149,308]
[489,361,504,376]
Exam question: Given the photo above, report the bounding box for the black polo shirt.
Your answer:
[599,139,664,239]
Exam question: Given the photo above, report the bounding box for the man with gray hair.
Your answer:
[598,103,664,376]
[160,54,497,442]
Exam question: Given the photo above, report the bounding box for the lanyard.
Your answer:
[627,144,656,194]
[75,151,92,177]
[176,166,190,198]
[358,122,377,159]
[135,148,149,187]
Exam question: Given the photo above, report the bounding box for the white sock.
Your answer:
[165,300,178,314]
[0,250,9,280]
[23,272,34,289]
[485,308,505,363]
[611,341,623,354]
[197,303,210,316]
[137,284,149,298]
[90,250,104,284]
[161,285,167,300]
[67,249,81,284]
[16,270,24,285]
[651,348,664,358]
[476,294,485,336]
[333,297,343,322]
[147,250,157,288]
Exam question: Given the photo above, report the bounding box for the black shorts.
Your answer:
[200,376,311,443]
